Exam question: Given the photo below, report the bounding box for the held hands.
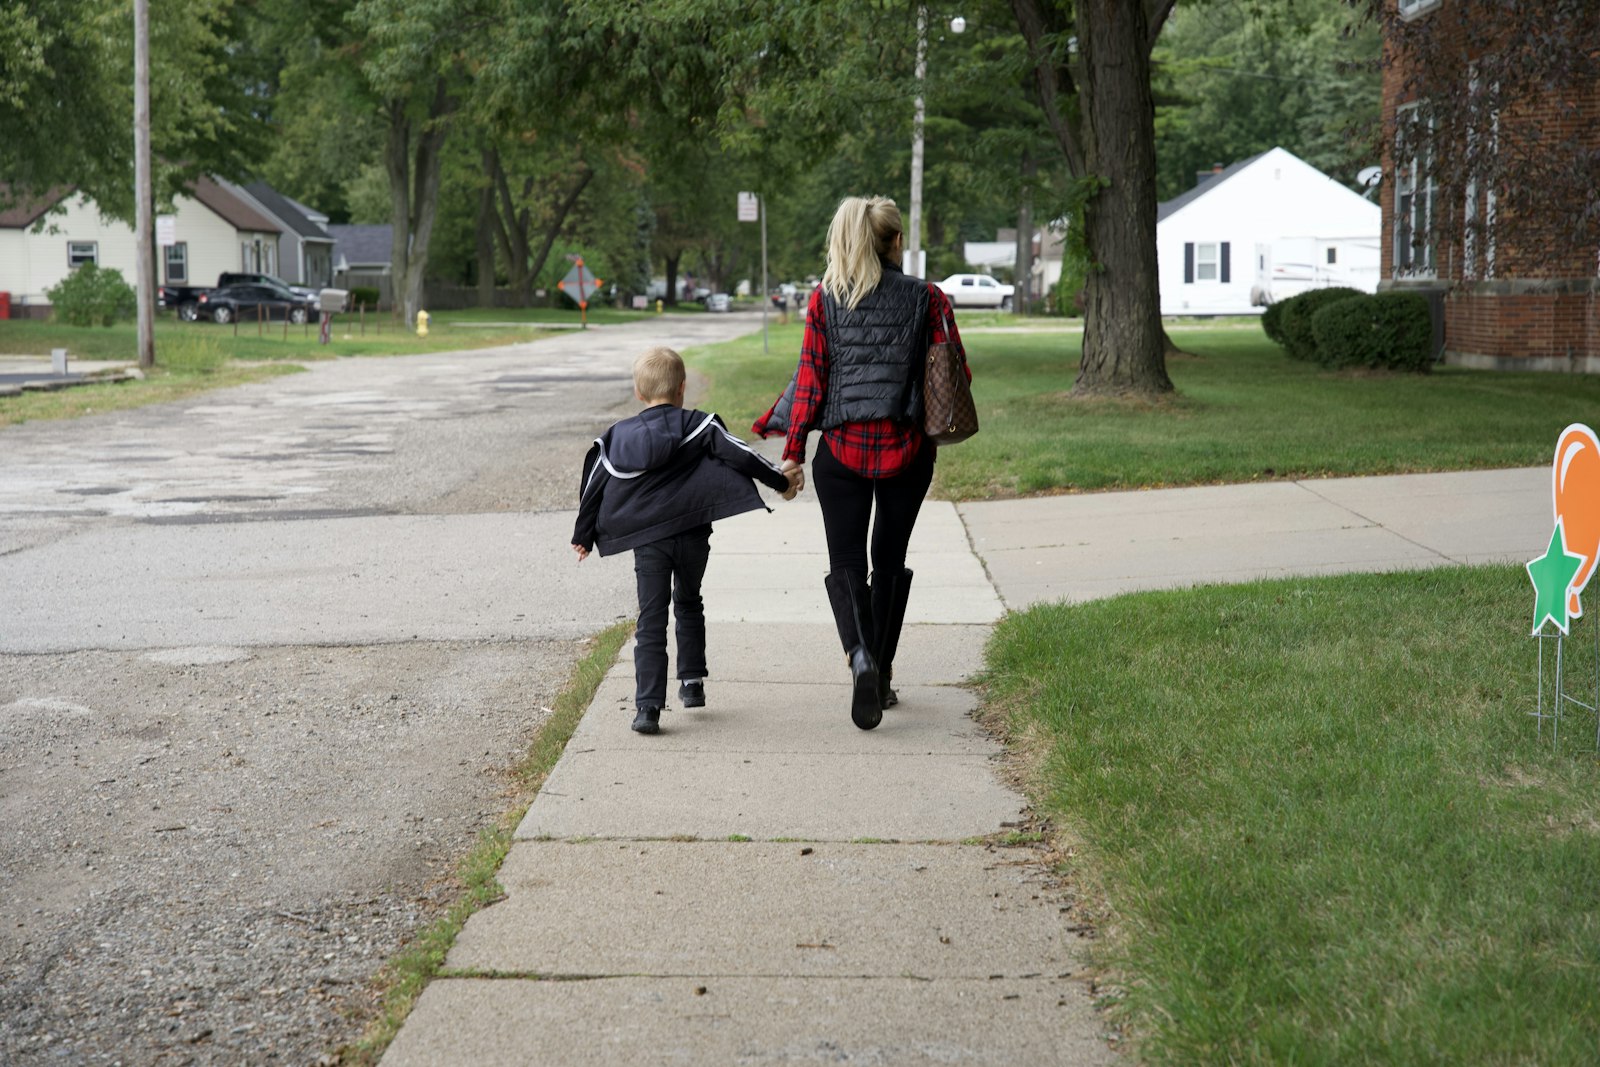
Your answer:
[781,460,805,501]
[572,543,590,562]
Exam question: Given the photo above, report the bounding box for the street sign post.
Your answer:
[557,256,603,329]
[739,192,768,352]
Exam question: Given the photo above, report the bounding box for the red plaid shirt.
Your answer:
[782,281,968,478]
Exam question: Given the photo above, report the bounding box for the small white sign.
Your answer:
[737,192,759,223]
[156,214,177,247]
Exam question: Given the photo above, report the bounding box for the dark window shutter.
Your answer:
[1220,242,1231,283]
[1184,242,1194,284]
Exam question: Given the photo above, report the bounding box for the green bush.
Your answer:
[350,286,381,309]
[1311,292,1434,372]
[1276,286,1364,362]
[1260,299,1288,345]
[46,263,136,327]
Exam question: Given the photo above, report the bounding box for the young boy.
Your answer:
[573,347,800,734]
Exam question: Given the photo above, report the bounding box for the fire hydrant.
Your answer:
[416,309,430,337]
[655,299,663,315]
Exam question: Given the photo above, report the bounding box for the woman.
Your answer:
[760,195,967,731]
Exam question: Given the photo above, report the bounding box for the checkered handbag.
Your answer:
[923,313,978,445]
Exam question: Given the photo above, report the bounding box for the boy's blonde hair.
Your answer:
[634,346,686,402]
[822,196,902,310]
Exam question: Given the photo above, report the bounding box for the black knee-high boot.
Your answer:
[870,568,914,708]
[823,570,881,730]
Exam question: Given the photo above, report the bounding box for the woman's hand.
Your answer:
[781,460,805,499]
[572,543,590,562]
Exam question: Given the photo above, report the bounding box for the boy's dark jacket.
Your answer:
[574,404,790,556]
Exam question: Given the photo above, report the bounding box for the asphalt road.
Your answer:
[0,313,765,1065]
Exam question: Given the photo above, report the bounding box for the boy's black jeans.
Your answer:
[633,525,712,711]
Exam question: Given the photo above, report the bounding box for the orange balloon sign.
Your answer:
[1553,423,1600,618]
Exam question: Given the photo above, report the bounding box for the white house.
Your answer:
[1156,147,1380,316]
[0,177,283,316]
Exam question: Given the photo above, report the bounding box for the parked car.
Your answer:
[219,272,319,302]
[936,273,1014,310]
[196,282,314,325]
[705,292,732,313]
[160,272,321,322]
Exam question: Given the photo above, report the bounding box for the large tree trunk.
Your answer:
[1014,153,1035,316]
[1074,0,1171,395]
[664,254,680,307]
[385,79,454,326]
[476,151,496,308]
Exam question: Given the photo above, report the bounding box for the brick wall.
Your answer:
[1379,0,1600,368]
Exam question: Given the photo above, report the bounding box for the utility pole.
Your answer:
[134,0,154,369]
[907,5,926,278]
[760,193,769,354]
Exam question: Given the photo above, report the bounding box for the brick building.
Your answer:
[1379,0,1600,371]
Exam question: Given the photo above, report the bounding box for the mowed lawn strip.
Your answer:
[686,323,1600,499]
[981,565,1600,1064]
[0,315,555,363]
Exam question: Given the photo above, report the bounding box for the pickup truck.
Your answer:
[159,272,319,321]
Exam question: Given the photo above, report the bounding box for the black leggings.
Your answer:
[811,436,935,581]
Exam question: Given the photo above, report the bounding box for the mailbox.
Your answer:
[318,288,350,314]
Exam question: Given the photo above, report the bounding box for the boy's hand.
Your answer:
[572,543,590,562]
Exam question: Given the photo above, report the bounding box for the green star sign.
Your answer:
[1527,520,1586,635]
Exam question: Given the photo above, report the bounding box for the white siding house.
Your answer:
[0,179,281,316]
[1156,147,1380,316]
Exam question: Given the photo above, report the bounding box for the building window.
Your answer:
[1394,106,1436,278]
[1326,247,1338,265]
[1184,241,1231,284]
[67,241,98,269]
[164,242,188,284]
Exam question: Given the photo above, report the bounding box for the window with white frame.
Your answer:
[164,242,188,284]
[1394,105,1436,278]
[1184,241,1231,284]
[67,241,98,269]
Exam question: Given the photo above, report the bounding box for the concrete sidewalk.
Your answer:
[381,465,1548,1065]
[382,484,1116,1066]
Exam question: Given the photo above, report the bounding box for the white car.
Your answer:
[937,273,1014,310]
[705,293,731,313]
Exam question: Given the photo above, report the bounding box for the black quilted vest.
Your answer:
[819,261,929,430]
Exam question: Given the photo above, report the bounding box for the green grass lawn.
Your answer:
[0,315,551,363]
[982,565,1600,1064]
[687,323,1600,499]
[1,341,302,428]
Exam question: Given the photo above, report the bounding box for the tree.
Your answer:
[1,0,267,218]
[1153,1,1381,202]
[1013,0,1177,395]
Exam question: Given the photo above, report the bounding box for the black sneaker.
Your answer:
[678,680,706,708]
[631,707,660,734]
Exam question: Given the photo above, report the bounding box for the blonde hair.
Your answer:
[822,196,903,310]
[633,346,686,402]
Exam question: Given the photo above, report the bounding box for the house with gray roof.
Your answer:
[327,224,394,307]
[232,180,335,289]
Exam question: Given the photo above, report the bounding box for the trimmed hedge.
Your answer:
[350,286,381,309]
[1277,286,1365,361]
[1261,298,1288,346]
[1310,292,1433,372]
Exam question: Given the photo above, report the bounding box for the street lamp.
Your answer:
[907,7,964,279]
